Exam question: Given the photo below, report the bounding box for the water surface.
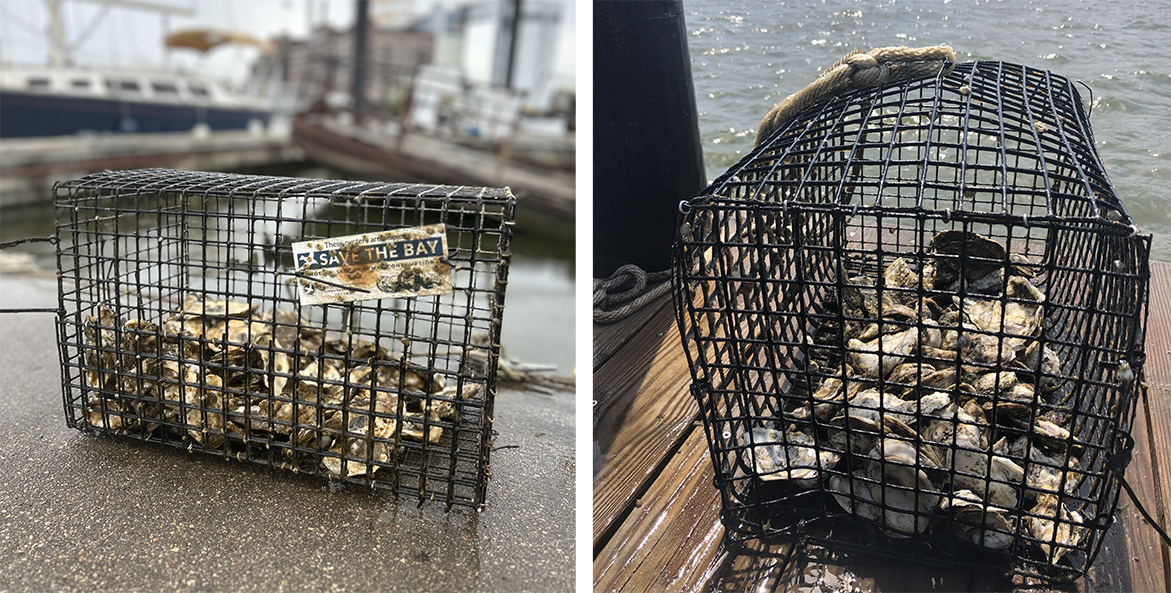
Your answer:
[687,0,1170,258]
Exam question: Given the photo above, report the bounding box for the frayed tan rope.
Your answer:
[755,45,957,147]
[593,264,672,324]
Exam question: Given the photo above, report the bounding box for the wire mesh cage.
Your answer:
[673,60,1151,581]
[54,168,514,508]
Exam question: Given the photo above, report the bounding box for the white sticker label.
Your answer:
[292,224,452,305]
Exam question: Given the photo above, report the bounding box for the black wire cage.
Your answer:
[54,168,514,508]
[673,61,1151,581]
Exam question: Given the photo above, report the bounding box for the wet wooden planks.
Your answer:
[1142,261,1171,523]
[593,262,1171,593]
[1100,383,1168,593]
[1125,259,1171,591]
[593,293,672,370]
[593,298,701,552]
[593,428,724,593]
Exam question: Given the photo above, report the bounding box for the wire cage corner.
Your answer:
[54,168,515,508]
[673,60,1150,582]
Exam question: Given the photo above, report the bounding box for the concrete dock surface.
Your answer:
[0,271,575,592]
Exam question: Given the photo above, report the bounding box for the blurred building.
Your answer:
[255,25,433,116]
[428,0,563,113]
[251,0,569,118]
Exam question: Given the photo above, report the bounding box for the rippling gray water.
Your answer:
[686,0,1171,259]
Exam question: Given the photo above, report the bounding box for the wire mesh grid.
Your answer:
[673,61,1151,581]
[54,168,514,508]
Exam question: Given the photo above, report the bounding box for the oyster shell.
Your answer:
[882,257,923,307]
[957,328,1016,366]
[322,412,395,478]
[840,275,880,340]
[848,328,922,379]
[829,438,941,536]
[429,382,484,419]
[401,411,444,444]
[790,230,1083,558]
[1026,494,1085,565]
[1019,443,1084,498]
[1021,341,1064,393]
[185,373,226,446]
[75,291,467,483]
[252,308,311,352]
[886,362,926,387]
[178,293,256,318]
[251,332,291,396]
[85,394,128,431]
[1007,276,1045,302]
[945,489,1015,550]
[972,371,1018,396]
[742,427,840,487]
[930,230,1007,294]
[83,306,121,392]
[840,389,917,438]
[961,299,1042,351]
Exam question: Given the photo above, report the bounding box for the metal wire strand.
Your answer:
[1116,474,1171,548]
[1107,433,1171,549]
[0,236,57,249]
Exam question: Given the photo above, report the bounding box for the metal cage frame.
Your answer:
[53,168,515,508]
[673,61,1151,581]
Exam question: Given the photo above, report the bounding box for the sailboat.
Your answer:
[0,0,275,139]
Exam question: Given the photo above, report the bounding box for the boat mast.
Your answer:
[46,0,69,67]
[43,0,195,67]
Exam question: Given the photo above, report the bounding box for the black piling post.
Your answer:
[593,0,706,278]
[505,0,522,88]
[352,0,370,114]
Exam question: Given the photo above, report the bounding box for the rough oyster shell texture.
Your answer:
[745,231,1092,566]
[80,294,484,480]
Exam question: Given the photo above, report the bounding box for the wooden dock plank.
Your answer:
[593,293,672,371]
[593,304,699,549]
[593,427,724,593]
[1087,385,1165,593]
[1105,258,1171,593]
[1138,261,1171,564]
[712,541,1016,593]
[710,539,792,593]
[1084,499,1137,592]
[292,117,575,219]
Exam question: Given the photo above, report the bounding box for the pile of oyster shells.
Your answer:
[81,294,482,479]
[741,230,1091,565]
